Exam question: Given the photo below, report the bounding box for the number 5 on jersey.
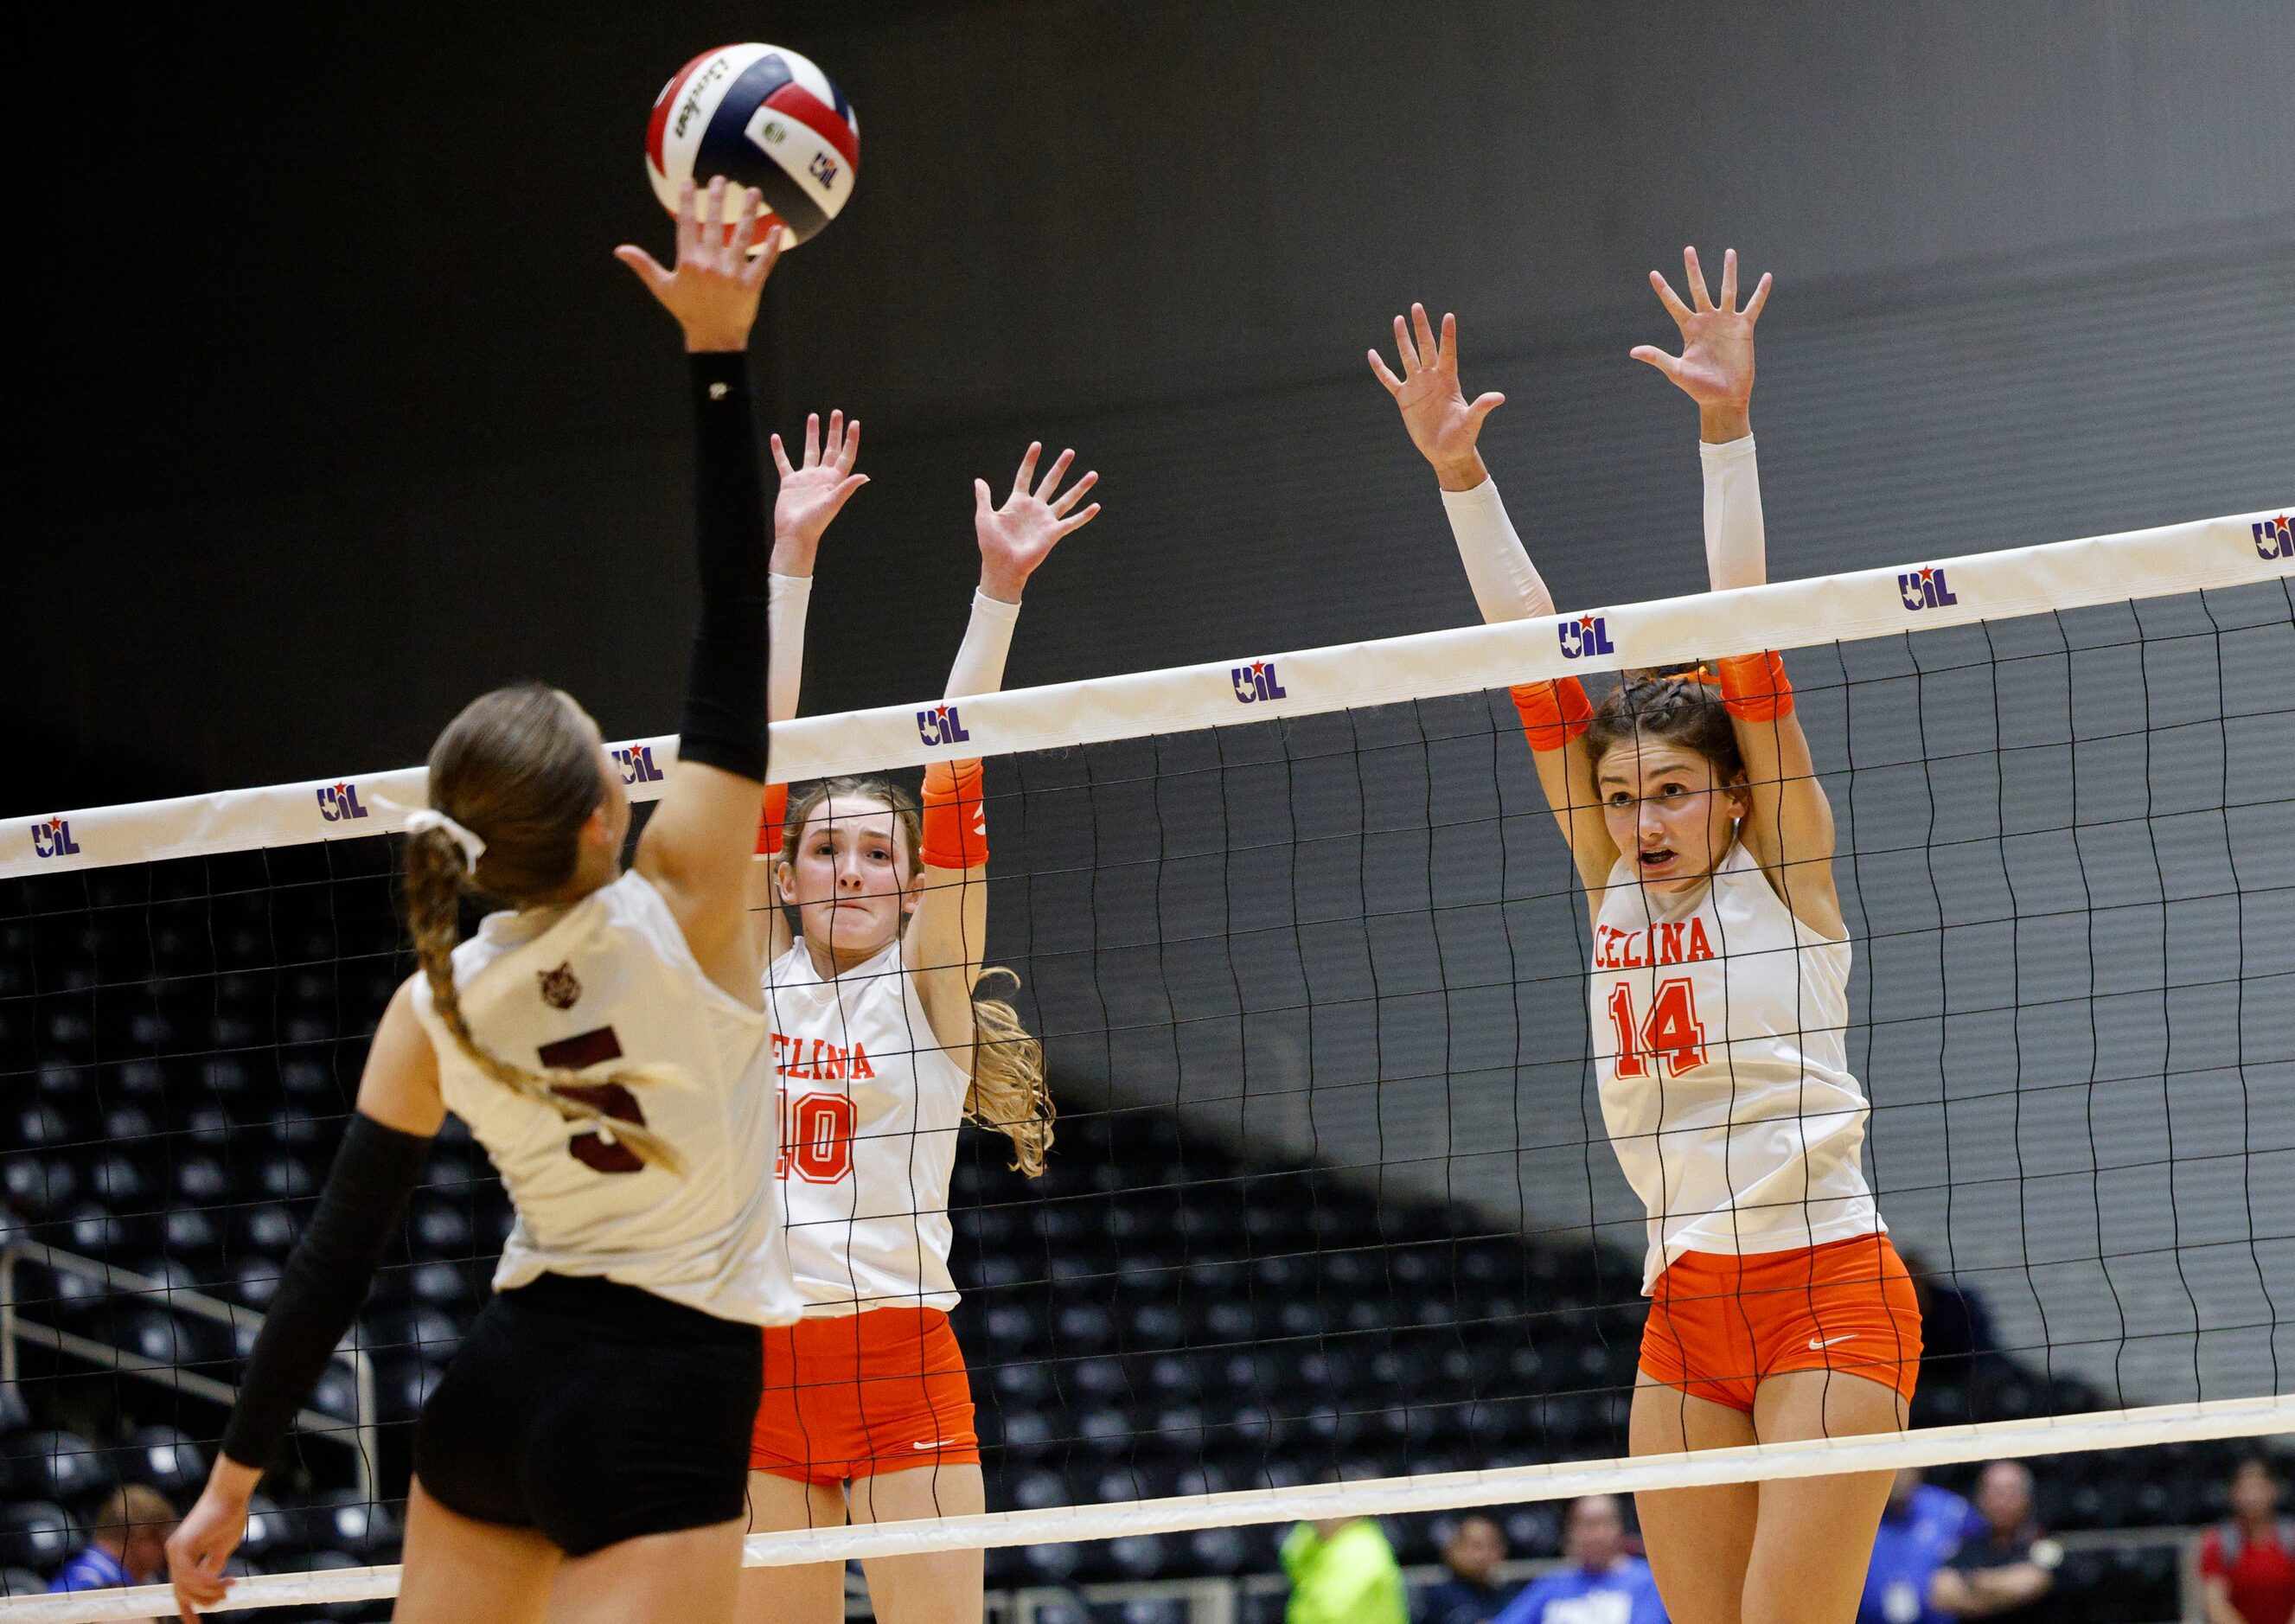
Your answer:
[1607,978,1709,1078]
[780,1090,856,1183]
[536,1027,652,1173]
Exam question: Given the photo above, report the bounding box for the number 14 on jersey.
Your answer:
[1607,978,1709,1078]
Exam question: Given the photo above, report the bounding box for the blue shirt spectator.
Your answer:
[48,1484,176,1595]
[1861,1469,1972,1624]
[1496,1496,1667,1624]
[1418,1515,1519,1624]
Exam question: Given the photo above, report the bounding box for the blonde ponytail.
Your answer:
[965,968,1053,1176]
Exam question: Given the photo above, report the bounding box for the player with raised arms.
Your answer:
[1371,252,1921,1624]
[732,419,1095,1622]
[168,179,804,1624]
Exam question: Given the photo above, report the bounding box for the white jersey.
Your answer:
[411,870,800,1327]
[765,937,970,1316]
[1589,841,1882,1291]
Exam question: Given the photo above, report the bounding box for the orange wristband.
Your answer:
[1509,677,1593,751]
[920,760,988,869]
[755,782,789,856]
[1716,651,1793,721]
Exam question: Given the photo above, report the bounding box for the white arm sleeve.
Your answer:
[1700,434,1768,591]
[767,572,812,726]
[944,589,1022,700]
[1437,478,1556,623]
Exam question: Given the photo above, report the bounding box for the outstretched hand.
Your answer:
[1631,246,1770,442]
[614,176,784,353]
[770,410,866,573]
[973,443,1100,603]
[1368,304,1505,491]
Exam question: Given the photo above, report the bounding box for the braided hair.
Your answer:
[406,683,690,1174]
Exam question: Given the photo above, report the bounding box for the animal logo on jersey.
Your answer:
[29,817,81,860]
[537,962,583,1011]
[1897,566,1959,611]
[2255,515,2293,560]
[1557,612,1617,660]
[612,745,665,785]
[315,782,369,822]
[916,702,971,748]
[1231,660,1288,704]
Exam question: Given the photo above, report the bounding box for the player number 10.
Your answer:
[778,1090,857,1183]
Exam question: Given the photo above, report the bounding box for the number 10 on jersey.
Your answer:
[779,1090,857,1182]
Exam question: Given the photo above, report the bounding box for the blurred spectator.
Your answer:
[1930,1461,2059,1621]
[48,1484,175,1599]
[1898,1250,2000,1383]
[2201,1456,2294,1624]
[1417,1515,1517,1624]
[1861,1467,1971,1624]
[1494,1496,1664,1624]
[1283,1517,1408,1624]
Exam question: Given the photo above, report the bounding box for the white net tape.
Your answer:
[5,1397,2291,1622]
[10,509,2285,879]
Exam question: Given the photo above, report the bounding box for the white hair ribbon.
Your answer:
[376,796,488,873]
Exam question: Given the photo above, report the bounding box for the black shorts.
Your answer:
[412,1273,764,1557]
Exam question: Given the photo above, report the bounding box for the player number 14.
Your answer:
[1607,978,1709,1078]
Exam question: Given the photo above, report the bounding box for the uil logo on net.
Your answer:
[1231,660,1288,704]
[1898,566,1959,611]
[29,816,81,860]
[2254,515,2293,560]
[613,745,665,785]
[316,782,369,822]
[917,703,971,747]
[1557,612,1616,660]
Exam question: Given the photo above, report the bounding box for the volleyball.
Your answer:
[644,43,859,249]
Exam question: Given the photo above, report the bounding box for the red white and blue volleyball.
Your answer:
[646,44,858,249]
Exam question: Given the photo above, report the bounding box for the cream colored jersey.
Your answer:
[410,870,800,1327]
[765,937,970,1316]
[1589,841,1882,1291]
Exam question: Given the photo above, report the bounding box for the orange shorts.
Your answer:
[749,1308,980,1485]
[1638,1233,1922,1413]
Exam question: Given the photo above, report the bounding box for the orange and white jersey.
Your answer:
[410,871,800,1327]
[1590,841,1881,1291]
[765,937,970,1316]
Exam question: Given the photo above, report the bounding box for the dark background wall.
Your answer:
[10,1,2291,815]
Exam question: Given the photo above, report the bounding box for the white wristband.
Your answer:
[945,589,1022,700]
[1699,434,1767,593]
[766,573,812,726]
[1439,477,1556,623]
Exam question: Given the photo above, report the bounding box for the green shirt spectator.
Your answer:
[1284,1518,1410,1624]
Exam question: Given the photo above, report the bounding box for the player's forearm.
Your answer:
[766,573,810,725]
[945,588,1021,700]
[1437,476,1556,624]
[1700,433,1766,591]
[678,350,772,783]
[219,1113,432,1469]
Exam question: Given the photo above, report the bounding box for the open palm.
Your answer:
[974,442,1099,601]
[1632,246,1771,413]
[1368,304,1504,486]
[770,409,866,568]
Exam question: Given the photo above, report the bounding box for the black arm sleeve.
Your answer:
[219,1113,432,1469]
[675,349,772,783]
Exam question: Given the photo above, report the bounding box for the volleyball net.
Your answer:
[0,508,2288,1620]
